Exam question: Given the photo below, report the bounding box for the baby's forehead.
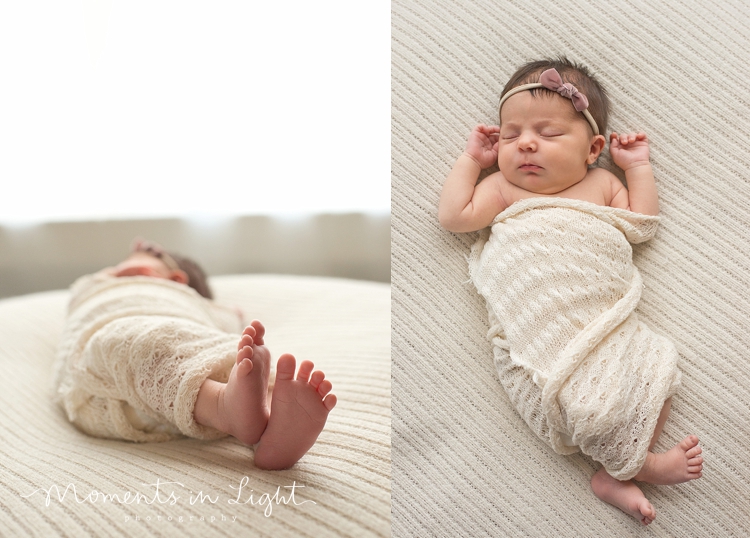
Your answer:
[500,91,583,124]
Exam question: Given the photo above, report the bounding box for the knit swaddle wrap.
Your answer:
[53,274,242,442]
[469,198,681,480]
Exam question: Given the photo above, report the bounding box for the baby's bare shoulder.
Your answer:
[585,167,618,183]
[585,167,625,193]
[586,167,630,209]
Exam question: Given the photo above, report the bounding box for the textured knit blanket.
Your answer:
[52,274,243,443]
[469,197,681,480]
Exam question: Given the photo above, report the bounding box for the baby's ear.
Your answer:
[587,134,607,164]
[169,270,189,285]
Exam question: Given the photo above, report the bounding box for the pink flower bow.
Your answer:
[539,68,589,112]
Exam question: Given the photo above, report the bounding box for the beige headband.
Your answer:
[499,68,600,136]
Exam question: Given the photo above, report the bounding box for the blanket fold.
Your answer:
[53,274,243,442]
[469,198,680,480]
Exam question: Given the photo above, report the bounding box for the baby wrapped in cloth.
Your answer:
[53,273,243,442]
[469,197,681,480]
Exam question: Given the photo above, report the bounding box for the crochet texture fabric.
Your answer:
[469,198,680,480]
[53,274,243,442]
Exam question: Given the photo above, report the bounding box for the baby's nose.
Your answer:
[517,131,537,151]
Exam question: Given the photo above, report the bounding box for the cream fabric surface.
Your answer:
[469,198,680,480]
[393,0,750,535]
[0,275,390,537]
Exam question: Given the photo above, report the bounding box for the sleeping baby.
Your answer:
[438,57,703,525]
[52,239,336,470]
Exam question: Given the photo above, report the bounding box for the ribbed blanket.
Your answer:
[469,198,680,480]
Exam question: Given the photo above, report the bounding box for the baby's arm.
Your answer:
[609,132,659,216]
[438,125,508,232]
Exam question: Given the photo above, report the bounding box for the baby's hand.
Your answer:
[464,124,500,169]
[610,132,650,171]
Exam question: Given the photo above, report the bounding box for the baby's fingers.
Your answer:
[477,124,500,137]
[611,131,648,146]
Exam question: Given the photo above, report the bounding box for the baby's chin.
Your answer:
[505,179,564,196]
[504,173,584,196]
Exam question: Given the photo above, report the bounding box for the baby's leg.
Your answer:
[634,398,704,485]
[648,396,671,451]
[194,320,271,445]
[253,354,337,470]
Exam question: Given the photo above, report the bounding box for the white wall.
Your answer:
[0,213,390,299]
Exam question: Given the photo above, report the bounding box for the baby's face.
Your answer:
[498,91,598,195]
[111,252,175,280]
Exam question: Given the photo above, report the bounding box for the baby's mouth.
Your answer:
[520,163,542,171]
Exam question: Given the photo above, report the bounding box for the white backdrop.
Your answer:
[0,1,390,223]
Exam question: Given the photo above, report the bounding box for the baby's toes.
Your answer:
[639,500,655,524]
[242,325,257,338]
[686,445,702,458]
[323,393,337,412]
[317,379,333,398]
[236,356,254,377]
[679,435,700,452]
[250,320,265,343]
[238,333,254,351]
[309,370,325,389]
[296,360,315,382]
[275,354,297,381]
[237,344,254,364]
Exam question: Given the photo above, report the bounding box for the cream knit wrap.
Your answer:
[469,197,681,480]
[53,274,243,442]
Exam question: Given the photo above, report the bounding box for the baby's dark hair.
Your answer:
[132,238,214,300]
[500,56,610,135]
[169,252,213,300]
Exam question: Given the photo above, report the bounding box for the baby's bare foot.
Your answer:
[253,354,337,470]
[591,468,656,525]
[217,320,271,445]
[634,435,703,485]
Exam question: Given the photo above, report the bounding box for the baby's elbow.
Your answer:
[439,217,459,233]
[439,214,478,233]
[438,207,459,232]
[438,202,489,232]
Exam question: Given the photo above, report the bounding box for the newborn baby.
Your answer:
[438,58,702,524]
[53,239,336,470]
